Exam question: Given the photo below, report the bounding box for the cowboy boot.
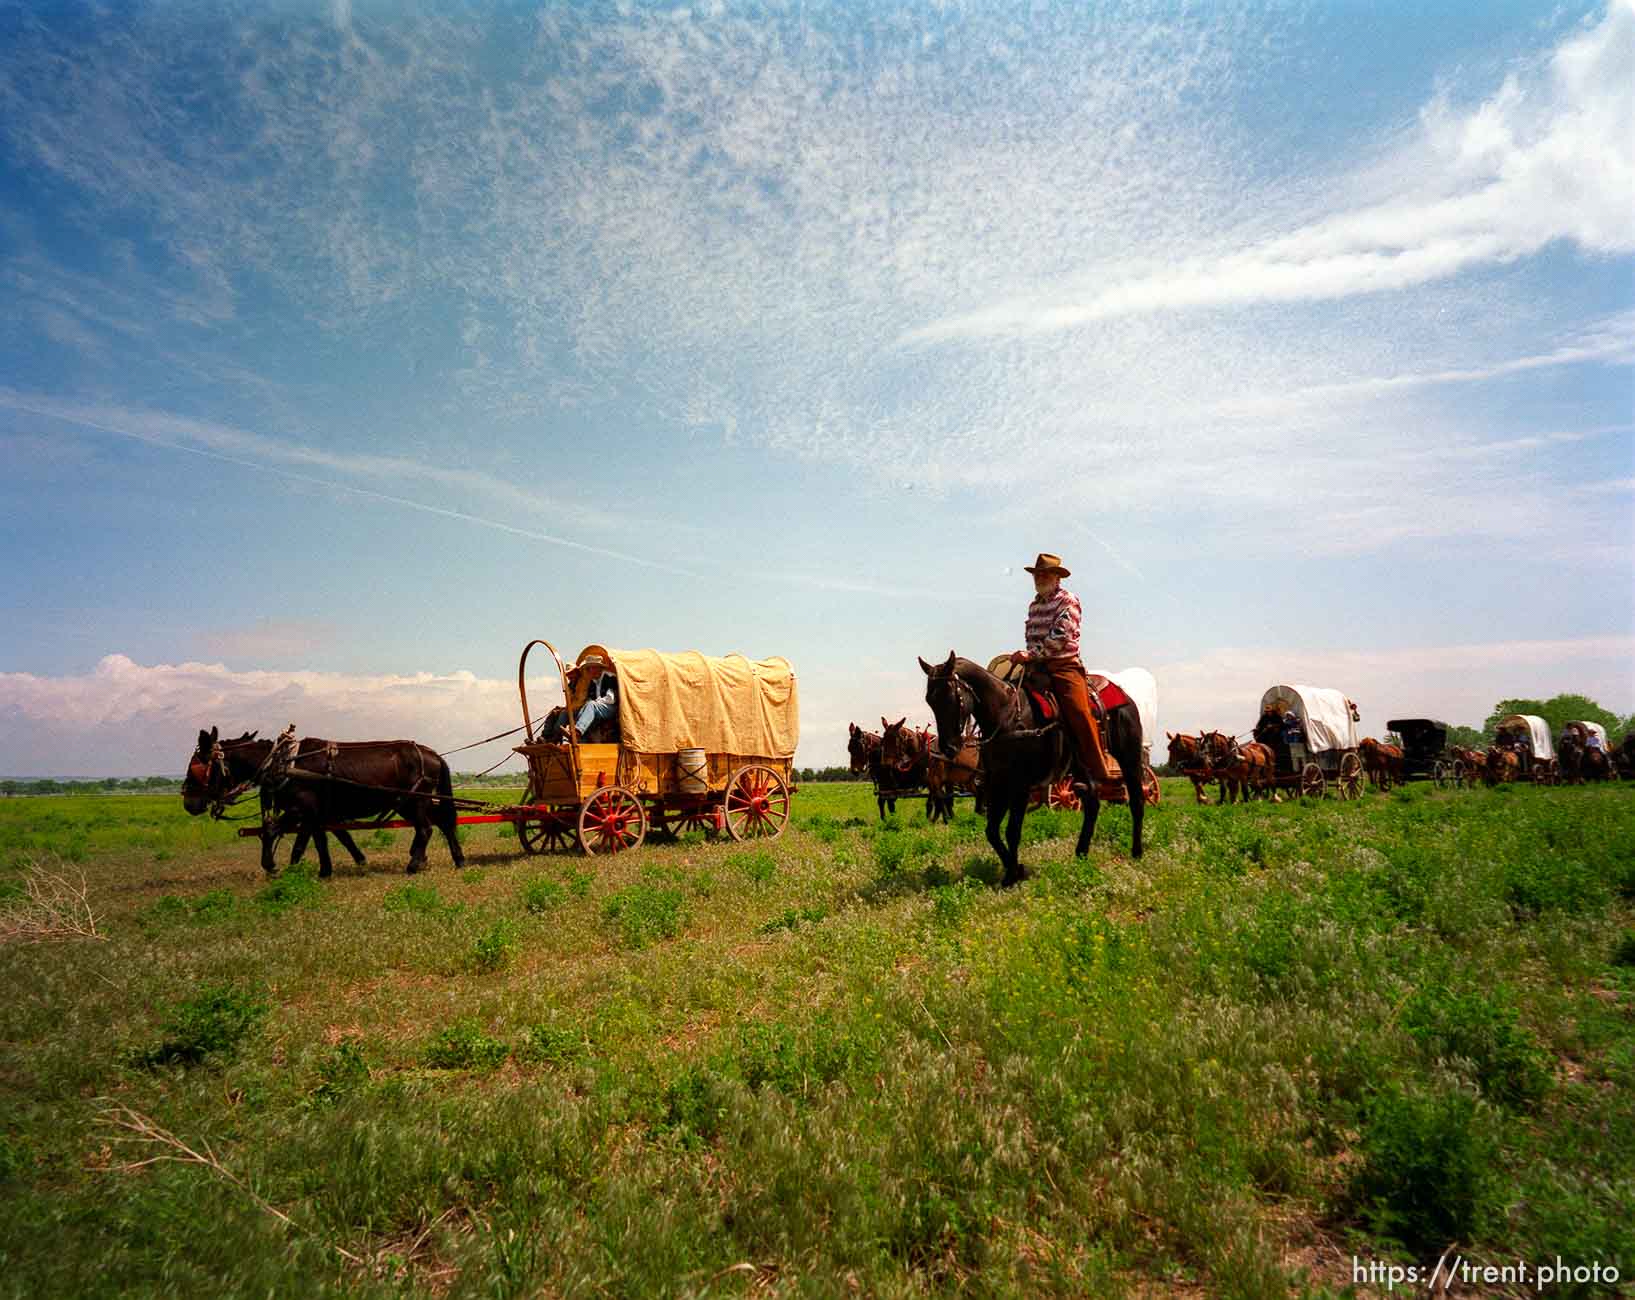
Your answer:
[1084,717,1123,783]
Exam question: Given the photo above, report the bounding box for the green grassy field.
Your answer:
[1,779,1632,1297]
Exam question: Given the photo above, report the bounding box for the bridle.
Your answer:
[882,724,924,774]
[1170,733,1212,775]
[1204,730,1239,766]
[928,668,1003,758]
[187,737,273,819]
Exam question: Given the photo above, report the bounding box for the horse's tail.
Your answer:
[426,750,457,828]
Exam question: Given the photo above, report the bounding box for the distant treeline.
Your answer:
[1,776,182,797]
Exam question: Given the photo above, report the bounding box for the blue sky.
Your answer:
[2,0,1631,775]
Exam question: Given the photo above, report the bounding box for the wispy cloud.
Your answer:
[902,0,1633,344]
[0,0,1629,564]
[0,389,631,532]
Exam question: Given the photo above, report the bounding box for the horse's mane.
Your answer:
[949,657,1001,688]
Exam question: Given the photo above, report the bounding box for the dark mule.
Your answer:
[849,722,903,820]
[920,652,1143,886]
[181,729,367,874]
[183,726,464,877]
[879,717,940,820]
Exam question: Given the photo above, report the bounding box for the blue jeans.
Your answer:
[549,690,618,742]
[573,691,617,736]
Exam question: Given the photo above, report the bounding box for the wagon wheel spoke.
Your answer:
[1141,764,1160,807]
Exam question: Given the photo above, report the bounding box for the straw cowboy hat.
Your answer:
[1023,552,1071,578]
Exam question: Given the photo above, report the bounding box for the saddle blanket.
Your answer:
[1027,678,1130,721]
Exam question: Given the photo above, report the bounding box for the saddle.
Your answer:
[1020,669,1129,724]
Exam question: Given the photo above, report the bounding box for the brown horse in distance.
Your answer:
[180,730,368,873]
[1558,731,1613,784]
[848,723,901,820]
[1203,731,1274,803]
[1615,733,1635,780]
[1483,746,1520,786]
[1165,732,1214,804]
[1358,737,1406,790]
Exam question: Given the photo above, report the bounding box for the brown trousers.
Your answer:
[1044,660,1123,782]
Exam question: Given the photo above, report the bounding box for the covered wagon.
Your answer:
[513,640,799,854]
[1493,713,1554,784]
[1254,684,1364,799]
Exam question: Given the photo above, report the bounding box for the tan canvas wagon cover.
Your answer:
[576,646,799,758]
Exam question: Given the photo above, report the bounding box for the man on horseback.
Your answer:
[1008,552,1122,783]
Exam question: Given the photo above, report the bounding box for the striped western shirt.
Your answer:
[1025,586,1082,664]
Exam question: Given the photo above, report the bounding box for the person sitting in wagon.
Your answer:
[541,662,619,742]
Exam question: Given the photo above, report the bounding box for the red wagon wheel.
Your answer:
[723,764,791,841]
[1045,778,1081,810]
[578,787,647,856]
[1141,764,1161,807]
[518,807,578,854]
[1299,762,1326,799]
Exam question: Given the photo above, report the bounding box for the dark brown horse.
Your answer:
[1558,731,1613,784]
[921,653,1144,886]
[183,726,463,877]
[1165,732,1214,804]
[848,722,901,820]
[1616,733,1635,780]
